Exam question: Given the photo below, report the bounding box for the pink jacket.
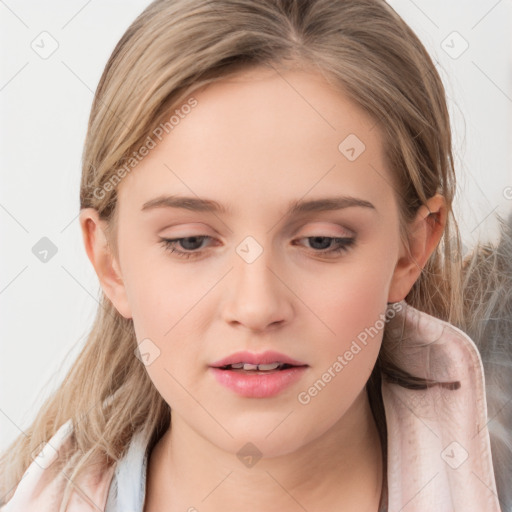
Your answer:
[0,301,503,511]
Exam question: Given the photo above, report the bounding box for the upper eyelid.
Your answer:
[160,221,355,237]
[161,232,355,242]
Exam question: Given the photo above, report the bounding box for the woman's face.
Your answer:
[107,66,408,456]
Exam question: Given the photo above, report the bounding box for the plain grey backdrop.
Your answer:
[1,0,511,451]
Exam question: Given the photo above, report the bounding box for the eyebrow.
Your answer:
[141,194,377,216]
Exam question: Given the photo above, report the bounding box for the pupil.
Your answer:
[181,236,203,250]
[310,236,330,250]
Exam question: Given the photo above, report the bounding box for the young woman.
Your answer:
[1,1,509,510]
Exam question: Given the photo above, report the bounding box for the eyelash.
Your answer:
[159,235,356,260]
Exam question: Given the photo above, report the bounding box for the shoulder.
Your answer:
[0,420,115,512]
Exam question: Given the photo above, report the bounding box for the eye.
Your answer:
[293,236,356,256]
[159,235,355,260]
[159,235,213,259]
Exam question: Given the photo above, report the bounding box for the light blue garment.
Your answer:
[105,428,150,512]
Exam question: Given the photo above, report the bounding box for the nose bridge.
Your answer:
[221,234,292,330]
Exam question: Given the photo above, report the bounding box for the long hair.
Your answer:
[2,0,499,509]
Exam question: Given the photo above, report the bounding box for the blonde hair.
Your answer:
[2,0,494,508]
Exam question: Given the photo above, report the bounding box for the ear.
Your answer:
[387,194,447,303]
[79,208,132,319]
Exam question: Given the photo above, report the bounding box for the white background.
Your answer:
[1,0,511,452]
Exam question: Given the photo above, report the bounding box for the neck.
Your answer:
[144,388,383,512]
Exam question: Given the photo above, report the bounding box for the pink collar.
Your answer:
[382,300,501,511]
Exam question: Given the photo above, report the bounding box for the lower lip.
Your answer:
[209,366,308,398]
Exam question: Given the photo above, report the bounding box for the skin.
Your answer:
[80,65,446,511]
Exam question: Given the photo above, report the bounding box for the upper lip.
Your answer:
[210,350,308,368]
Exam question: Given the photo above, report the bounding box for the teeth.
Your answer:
[242,363,260,371]
[227,362,283,371]
[255,362,281,371]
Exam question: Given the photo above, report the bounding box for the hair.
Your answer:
[460,212,512,510]
[1,0,508,509]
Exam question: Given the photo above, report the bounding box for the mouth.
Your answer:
[210,350,307,369]
[209,351,309,398]
[215,362,302,373]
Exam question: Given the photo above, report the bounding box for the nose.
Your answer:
[220,245,294,333]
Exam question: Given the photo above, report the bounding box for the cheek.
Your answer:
[294,281,385,431]
[296,253,391,395]
[304,252,392,343]
[120,251,209,393]
[120,242,188,336]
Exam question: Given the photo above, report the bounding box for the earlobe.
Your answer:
[387,194,447,303]
[78,208,132,319]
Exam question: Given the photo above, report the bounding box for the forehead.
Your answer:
[117,66,393,216]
